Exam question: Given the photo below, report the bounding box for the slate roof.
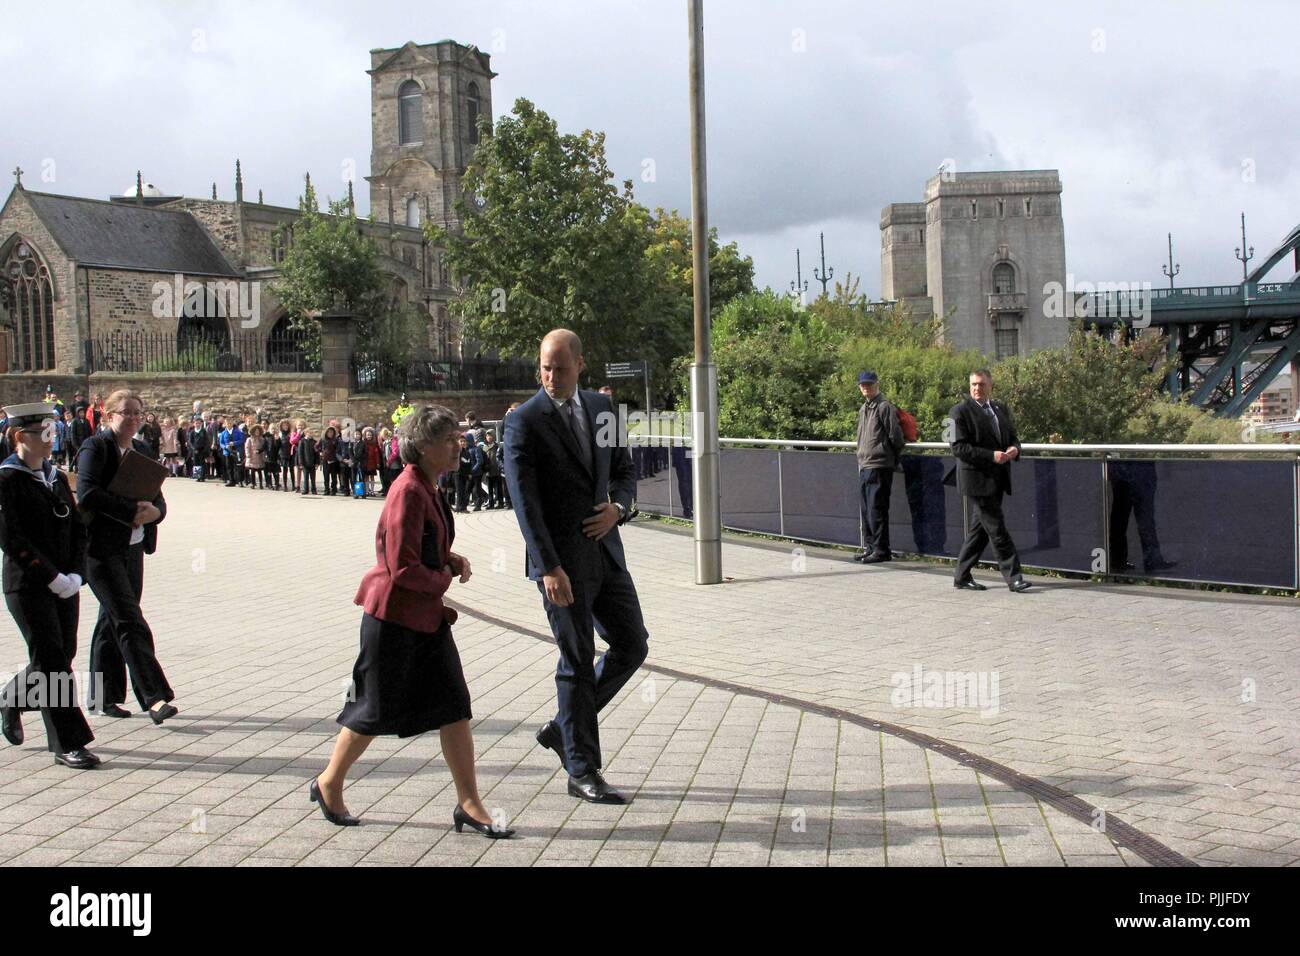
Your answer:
[22,191,238,276]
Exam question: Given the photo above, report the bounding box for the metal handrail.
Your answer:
[630,435,1298,455]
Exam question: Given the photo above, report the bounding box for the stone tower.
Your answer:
[882,170,1067,357]
[367,40,496,232]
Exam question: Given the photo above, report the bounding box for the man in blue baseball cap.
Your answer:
[854,371,905,563]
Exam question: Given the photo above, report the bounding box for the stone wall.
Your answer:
[85,372,325,429]
[0,373,86,411]
[162,198,244,268]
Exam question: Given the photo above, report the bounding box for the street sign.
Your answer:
[605,361,644,379]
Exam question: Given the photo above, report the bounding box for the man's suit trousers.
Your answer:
[538,548,649,778]
[954,493,1023,584]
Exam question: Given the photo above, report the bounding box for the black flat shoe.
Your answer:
[861,552,892,564]
[567,771,627,805]
[452,805,515,839]
[1008,579,1032,593]
[309,777,360,826]
[535,720,566,771]
[54,748,99,770]
[1,704,22,746]
[953,578,988,591]
[149,703,178,725]
[92,704,130,719]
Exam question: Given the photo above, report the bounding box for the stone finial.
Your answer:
[135,170,144,205]
[12,166,23,188]
[235,159,244,203]
[212,182,218,200]
[258,189,264,204]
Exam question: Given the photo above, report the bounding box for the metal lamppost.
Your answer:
[688,0,721,584]
[1162,233,1180,290]
[813,232,833,297]
[1235,212,1254,281]
[790,248,807,300]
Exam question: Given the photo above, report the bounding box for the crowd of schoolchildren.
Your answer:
[6,388,517,513]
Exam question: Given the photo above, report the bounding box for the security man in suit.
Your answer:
[76,389,179,723]
[948,369,1031,592]
[504,329,648,804]
[0,402,100,768]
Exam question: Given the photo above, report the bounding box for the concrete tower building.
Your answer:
[882,170,1068,358]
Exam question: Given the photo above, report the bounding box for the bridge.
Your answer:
[1083,222,1300,418]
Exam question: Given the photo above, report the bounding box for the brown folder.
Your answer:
[107,448,169,501]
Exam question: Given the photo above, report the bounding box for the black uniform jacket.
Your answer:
[0,457,87,594]
[75,434,167,560]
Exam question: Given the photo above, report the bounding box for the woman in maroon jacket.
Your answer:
[311,404,513,838]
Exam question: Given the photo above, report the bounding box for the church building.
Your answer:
[0,38,494,377]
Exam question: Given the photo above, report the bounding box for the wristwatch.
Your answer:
[613,502,628,523]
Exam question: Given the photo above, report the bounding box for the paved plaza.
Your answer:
[0,477,1296,867]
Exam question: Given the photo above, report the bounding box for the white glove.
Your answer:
[66,573,82,592]
[47,573,78,599]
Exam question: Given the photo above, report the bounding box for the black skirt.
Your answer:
[336,613,472,737]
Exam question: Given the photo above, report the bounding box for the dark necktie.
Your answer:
[564,398,592,471]
[982,402,1001,443]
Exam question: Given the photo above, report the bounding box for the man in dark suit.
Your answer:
[504,329,647,804]
[948,369,1031,592]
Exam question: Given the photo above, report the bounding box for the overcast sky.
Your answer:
[3,0,1298,298]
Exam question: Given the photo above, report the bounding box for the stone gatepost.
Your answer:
[318,309,355,430]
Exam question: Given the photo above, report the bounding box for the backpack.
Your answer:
[897,408,919,443]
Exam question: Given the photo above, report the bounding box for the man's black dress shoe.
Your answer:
[54,749,99,770]
[90,704,130,719]
[309,777,360,826]
[452,805,516,839]
[2,704,22,746]
[953,578,987,591]
[535,720,565,770]
[851,552,869,563]
[149,703,178,725]
[567,771,626,805]
[1008,578,1032,593]
[861,552,892,564]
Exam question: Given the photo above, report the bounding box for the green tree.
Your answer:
[429,98,653,380]
[272,189,423,365]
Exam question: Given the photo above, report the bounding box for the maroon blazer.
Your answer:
[354,465,458,633]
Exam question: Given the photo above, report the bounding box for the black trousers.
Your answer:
[539,550,649,778]
[454,474,470,511]
[300,465,317,494]
[860,466,894,555]
[955,493,1023,584]
[86,544,175,711]
[3,590,94,752]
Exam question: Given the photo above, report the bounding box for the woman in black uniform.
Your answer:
[0,402,100,769]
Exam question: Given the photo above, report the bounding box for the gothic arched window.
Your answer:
[467,82,481,146]
[993,262,1016,294]
[3,241,56,371]
[398,80,423,145]
[406,197,421,227]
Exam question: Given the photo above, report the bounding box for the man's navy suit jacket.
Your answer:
[504,388,635,583]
